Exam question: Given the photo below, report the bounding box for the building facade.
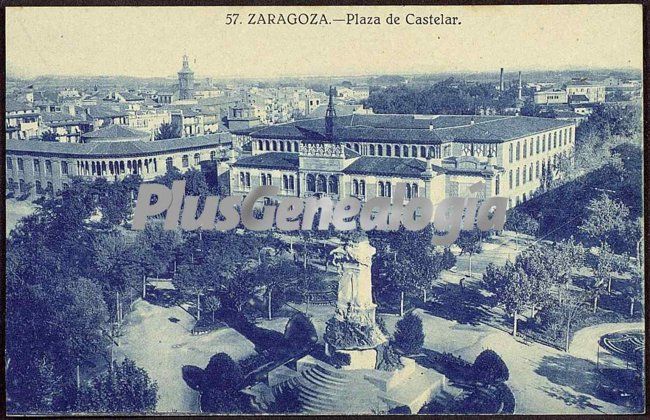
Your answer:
[6,133,232,196]
[178,55,195,101]
[228,98,575,210]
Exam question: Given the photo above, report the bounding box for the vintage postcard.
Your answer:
[4,4,645,415]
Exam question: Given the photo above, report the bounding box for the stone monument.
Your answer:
[324,238,387,369]
[251,235,446,414]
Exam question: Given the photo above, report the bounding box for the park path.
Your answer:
[114,300,257,413]
[568,322,644,364]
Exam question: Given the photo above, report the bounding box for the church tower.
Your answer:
[178,54,195,100]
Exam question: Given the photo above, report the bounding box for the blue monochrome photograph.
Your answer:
[3,4,645,416]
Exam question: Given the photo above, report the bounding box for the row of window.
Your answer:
[345,142,447,159]
[7,157,67,176]
[507,153,566,190]
[306,174,339,195]
[508,128,572,164]
[8,150,219,178]
[257,140,300,153]
[6,178,68,195]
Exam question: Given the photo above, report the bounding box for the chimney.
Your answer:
[518,71,522,101]
[429,123,434,131]
[499,68,504,92]
[470,118,475,125]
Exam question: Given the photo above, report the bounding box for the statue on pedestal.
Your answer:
[325,237,387,353]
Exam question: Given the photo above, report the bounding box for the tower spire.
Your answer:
[325,86,336,141]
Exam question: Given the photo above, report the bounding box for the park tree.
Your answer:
[203,295,221,322]
[504,209,540,237]
[394,313,425,355]
[483,261,532,337]
[155,122,180,140]
[74,359,158,413]
[455,229,483,279]
[579,193,630,247]
[552,287,588,352]
[624,268,643,317]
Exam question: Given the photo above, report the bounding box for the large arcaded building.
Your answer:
[231,95,575,209]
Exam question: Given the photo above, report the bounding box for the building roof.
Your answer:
[568,94,590,102]
[6,133,232,159]
[307,103,364,118]
[85,104,129,118]
[343,156,426,178]
[5,99,37,113]
[232,152,299,170]
[250,114,573,144]
[82,124,150,140]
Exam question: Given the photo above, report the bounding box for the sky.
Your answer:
[5,5,644,79]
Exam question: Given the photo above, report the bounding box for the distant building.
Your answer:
[534,89,568,105]
[178,54,195,101]
[566,81,606,103]
[5,99,41,140]
[227,102,262,132]
[6,133,233,195]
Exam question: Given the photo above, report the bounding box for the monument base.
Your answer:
[259,354,446,414]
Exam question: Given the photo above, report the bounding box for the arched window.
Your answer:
[529,163,533,181]
[536,161,540,179]
[360,180,366,196]
[328,176,338,194]
[306,174,316,192]
[354,144,360,153]
[378,181,385,197]
[289,175,295,191]
[346,143,352,149]
[265,140,270,150]
[403,145,409,157]
[386,182,392,197]
[353,179,359,195]
[495,176,500,195]
[420,146,426,158]
[283,175,288,190]
[61,161,68,175]
[509,143,513,163]
[377,145,384,156]
[523,139,527,158]
[509,170,513,189]
[272,141,278,151]
[412,146,418,157]
[35,180,42,194]
[280,142,285,151]
[530,139,534,156]
[258,140,263,150]
[194,153,201,165]
[17,158,24,171]
[386,146,392,157]
[412,183,418,198]
[166,157,173,170]
[429,147,435,158]
[316,175,327,192]
[369,144,375,155]
[523,166,527,184]
[394,145,400,157]
[405,183,412,199]
[46,182,53,194]
[261,173,267,185]
[182,155,189,168]
[245,173,251,187]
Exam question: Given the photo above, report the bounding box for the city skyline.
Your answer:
[6,5,643,79]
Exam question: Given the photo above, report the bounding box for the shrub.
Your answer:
[376,315,389,336]
[473,349,509,384]
[182,365,205,391]
[441,248,457,270]
[203,353,243,392]
[394,313,425,354]
[330,351,351,368]
[200,388,250,414]
[284,313,317,349]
